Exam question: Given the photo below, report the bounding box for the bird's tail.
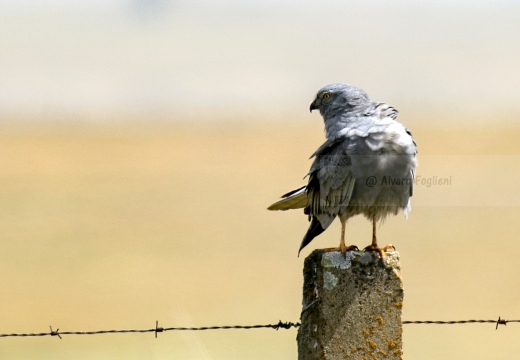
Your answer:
[267,186,309,211]
[298,213,336,256]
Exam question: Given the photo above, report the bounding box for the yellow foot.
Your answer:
[324,245,359,254]
[363,245,386,259]
[382,244,396,252]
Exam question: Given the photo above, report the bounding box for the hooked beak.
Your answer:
[309,99,318,112]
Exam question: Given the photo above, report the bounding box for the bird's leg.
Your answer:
[339,219,359,253]
[340,217,347,253]
[372,216,377,248]
[324,217,358,254]
[364,217,386,258]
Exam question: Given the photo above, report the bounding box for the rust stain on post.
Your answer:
[297,249,403,360]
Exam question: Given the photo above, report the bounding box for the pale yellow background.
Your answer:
[1,1,520,359]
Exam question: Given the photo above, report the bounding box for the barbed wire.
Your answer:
[403,317,520,330]
[1,317,519,339]
[0,321,299,339]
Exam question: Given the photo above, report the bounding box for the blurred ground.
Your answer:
[1,117,519,359]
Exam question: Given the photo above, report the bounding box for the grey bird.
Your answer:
[268,83,417,256]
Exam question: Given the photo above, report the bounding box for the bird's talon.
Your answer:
[363,245,386,259]
[341,245,359,254]
[323,245,358,254]
[383,244,396,252]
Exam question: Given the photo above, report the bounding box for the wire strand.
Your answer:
[1,318,519,338]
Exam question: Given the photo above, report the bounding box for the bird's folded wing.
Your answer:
[307,168,355,215]
[307,137,355,216]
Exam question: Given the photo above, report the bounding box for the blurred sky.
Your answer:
[1,0,520,120]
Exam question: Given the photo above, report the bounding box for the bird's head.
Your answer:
[309,83,370,117]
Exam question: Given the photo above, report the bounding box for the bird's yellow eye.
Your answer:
[322,93,330,100]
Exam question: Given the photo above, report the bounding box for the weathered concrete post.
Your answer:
[297,249,403,360]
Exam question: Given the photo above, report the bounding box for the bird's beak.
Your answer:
[309,99,318,112]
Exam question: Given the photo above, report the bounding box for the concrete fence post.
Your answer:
[297,249,404,360]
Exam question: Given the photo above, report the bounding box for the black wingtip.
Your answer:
[297,217,325,257]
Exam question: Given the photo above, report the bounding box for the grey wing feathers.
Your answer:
[364,102,398,119]
[307,136,355,216]
[267,136,355,213]
[309,136,346,159]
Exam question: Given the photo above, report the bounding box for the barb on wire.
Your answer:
[496,316,508,329]
[1,317,519,338]
[155,320,163,338]
[49,326,61,339]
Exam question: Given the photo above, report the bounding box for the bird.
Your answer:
[267,83,417,257]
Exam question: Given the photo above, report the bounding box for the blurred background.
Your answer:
[1,0,520,359]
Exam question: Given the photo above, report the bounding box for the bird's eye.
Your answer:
[322,93,330,100]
